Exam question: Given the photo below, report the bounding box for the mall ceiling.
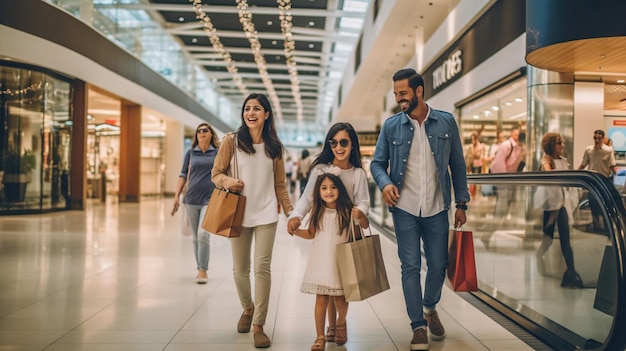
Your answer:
[88,1,626,134]
[146,0,362,127]
[136,0,459,134]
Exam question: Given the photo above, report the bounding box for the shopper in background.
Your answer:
[284,153,296,194]
[484,126,525,242]
[211,93,294,349]
[370,68,469,351]
[298,149,312,195]
[536,133,584,288]
[171,123,219,284]
[465,131,486,174]
[486,129,505,171]
[578,129,616,231]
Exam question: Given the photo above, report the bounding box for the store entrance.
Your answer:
[87,89,120,201]
[86,87,167,201]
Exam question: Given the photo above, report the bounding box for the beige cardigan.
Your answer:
[211,133,293,217]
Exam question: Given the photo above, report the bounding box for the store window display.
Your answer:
[0,62,72,212]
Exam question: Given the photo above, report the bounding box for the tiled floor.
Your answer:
[0,197,534,350]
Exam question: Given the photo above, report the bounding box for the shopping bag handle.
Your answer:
[216,187,242,196]
[348,216,372,242]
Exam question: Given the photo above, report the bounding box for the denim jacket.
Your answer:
[370,109,469,212]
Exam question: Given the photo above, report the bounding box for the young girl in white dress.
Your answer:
[293,171,369,351]
[287,122,370,343]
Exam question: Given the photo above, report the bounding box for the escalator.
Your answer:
[466,170,626,350]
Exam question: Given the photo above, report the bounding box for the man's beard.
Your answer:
[400,95,419,115]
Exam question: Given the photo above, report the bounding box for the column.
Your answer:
[164,120,185,197]
[69,80,87,210]
[118,101,141,202]
[527,66,574,170]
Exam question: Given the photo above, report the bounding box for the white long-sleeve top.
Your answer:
[290,164,370,219]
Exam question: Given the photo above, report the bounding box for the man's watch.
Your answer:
[456,204,468,210]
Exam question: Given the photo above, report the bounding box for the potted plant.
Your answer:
[2,149,37,203]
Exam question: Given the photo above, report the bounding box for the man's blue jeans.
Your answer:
[392,208,449,330]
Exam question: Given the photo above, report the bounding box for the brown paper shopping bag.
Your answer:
[336,224,390,301]
[201,134,246,238]
[201,188,246,238]
[447,229,478,292]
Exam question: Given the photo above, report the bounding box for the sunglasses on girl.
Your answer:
[329,139,350,148]
[197,128,210,134]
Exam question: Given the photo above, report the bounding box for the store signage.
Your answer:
[432,49,463,90]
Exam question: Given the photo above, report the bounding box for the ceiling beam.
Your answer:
[96,3,365,19]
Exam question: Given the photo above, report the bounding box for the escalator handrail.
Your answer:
[468,170,626,351]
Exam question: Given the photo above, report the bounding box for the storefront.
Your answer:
[0,60,171,214]
[0,61,73,212]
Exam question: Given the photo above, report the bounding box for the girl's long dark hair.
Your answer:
[311,122,363,169]
[310,173,352,235]
[236,93,284,159]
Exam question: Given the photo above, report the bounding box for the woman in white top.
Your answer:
[212,93,294,348]
[287,122,369,343]
[536,133,583,289]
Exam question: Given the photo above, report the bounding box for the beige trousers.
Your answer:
[230,222,277,326]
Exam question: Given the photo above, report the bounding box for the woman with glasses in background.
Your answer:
[287,122,370,345]
[171,123,220,284]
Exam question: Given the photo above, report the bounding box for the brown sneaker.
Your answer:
[410,327,429,350]
[424,310,446,341]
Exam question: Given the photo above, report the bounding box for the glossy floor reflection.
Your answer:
[0,198,534,350]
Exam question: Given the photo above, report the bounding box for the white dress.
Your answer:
[300,208,349,296]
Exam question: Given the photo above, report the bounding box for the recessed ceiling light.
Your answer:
[515,97,523,102]
[308,21,315,26]
[272,40,277,45]
[178,17,185,22]
[617,79,625,83]
[267,20,273,25]
[308,44,314,48]
[192,38,197,43]
[472,115,479,119]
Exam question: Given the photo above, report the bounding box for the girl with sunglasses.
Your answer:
[171,123,219,284]
[287,122,370,344]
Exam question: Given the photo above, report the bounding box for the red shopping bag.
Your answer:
[447,229,478,292]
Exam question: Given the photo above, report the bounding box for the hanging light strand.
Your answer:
[277,0,302,123]
[236,0,283,123]
[190,0,248,97]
